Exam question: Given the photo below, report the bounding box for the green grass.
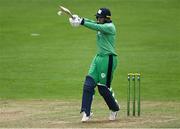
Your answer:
[0,0,180,101]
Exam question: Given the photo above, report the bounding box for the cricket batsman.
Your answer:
[69,8,120,122]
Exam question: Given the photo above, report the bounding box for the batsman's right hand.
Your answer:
[69,14,82,27]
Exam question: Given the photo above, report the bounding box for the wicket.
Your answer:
[127,73,141,116]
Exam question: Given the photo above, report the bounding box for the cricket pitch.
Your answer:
[0,100,180,128]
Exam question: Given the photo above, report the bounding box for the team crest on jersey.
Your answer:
[101,73,106,78]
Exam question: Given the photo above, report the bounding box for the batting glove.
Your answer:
[69,14,82,27]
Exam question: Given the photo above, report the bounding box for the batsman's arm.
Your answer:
[81,18,115,35]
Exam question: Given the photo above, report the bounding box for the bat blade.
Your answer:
[59,6,73,18]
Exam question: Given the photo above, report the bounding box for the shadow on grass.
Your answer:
[82,119,120,124]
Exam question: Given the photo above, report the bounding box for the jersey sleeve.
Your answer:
[83,19,115,35]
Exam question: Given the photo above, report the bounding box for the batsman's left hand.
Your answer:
[69,14,82,27]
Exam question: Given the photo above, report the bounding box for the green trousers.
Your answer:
[88,54,117,87]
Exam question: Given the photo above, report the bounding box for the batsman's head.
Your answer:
[95,8,112,23]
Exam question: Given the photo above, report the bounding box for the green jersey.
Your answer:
[83,18,117,56]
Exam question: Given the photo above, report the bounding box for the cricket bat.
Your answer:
[58,6,74,18]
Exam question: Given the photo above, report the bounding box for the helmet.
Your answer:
[95,8,111,19]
